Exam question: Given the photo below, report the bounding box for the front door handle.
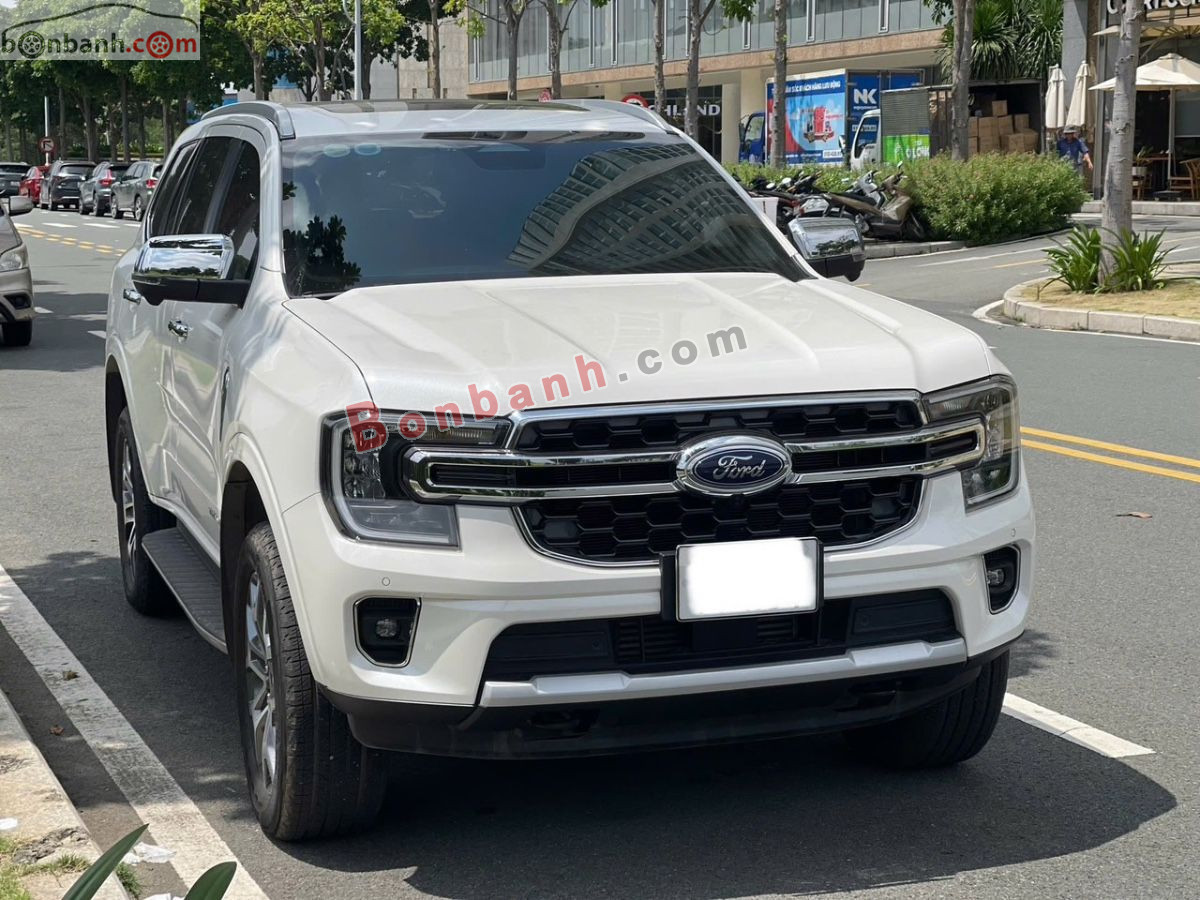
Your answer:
[167,318,191,340]
[122,287,143,305]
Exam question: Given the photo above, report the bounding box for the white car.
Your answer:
[104,100,1033,840]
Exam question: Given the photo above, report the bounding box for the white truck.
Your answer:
[105,99,1033,840]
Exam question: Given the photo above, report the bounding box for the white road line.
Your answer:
[0,565,267,899]
[40,222,78,229]
[918,247,1045,267]
[87,330,106,339]
[87,223,120,229]
[34,306,52,314]
[1003,693,1154,758]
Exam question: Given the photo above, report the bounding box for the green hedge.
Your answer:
[727,153,1088,245]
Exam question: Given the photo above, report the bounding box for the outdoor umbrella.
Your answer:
[1045,65,1067,131]
[1065,61,1092,130]
[1092,52,1200,176]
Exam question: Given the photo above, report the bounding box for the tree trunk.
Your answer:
[950,0,975,161]
[316,20,331,101]
[685,0,711,140]
[162,100,173,152]
[428,0,442,98]
[177,93,187,133]
[1101,0,1144,275]
[252,50,267,100]
[81,94,98,160]
[770,0,787,167]
[120,75,131,163]
[545,0,563,99]
[138,109,146,158]
[18,122,27,165]
[505,1,521,101]
[107,108,118,162]
[653,0,666,116]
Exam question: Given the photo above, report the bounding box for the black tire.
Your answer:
[113,409,175,615]
[93,197,106,216]
[1,321,32,347]
[111,198,123,219]
[843,651,1009,769]
[49,200,58,211]
[133,196,144,221]
[232,522,387,841]
[79,196,89,215]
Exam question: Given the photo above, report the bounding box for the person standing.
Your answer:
[1058,126,1093,173]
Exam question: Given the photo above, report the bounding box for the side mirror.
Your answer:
[4,195,33,217]
[132,235,249,306]
[789,218,866,282]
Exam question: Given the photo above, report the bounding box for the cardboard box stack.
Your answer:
[968,103,1038,156]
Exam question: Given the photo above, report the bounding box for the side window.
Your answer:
[174,137,233,234]
[211,141,260,280]
[148,143,198,237]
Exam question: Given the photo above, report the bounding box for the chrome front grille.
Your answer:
[400,394,984,565]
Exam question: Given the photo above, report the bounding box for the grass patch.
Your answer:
[116,861,142,899]
[0,837,92,900]
[1024,277,1200,319]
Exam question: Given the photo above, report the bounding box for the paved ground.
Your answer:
[1,208,1198,899]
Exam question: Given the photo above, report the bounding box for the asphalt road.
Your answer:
[1,208,1198,899]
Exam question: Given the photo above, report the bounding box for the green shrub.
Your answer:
[1103,229,1169,292]
[728,153,1087,245]
[1045,226,1102,292]
[904,153,1088,244]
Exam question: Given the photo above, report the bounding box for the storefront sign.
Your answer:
[1106,0,1199,14]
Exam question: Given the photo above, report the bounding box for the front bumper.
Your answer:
[0,267,34,322]
[281,460,1033,743]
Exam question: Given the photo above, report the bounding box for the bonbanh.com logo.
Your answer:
[0,0,200,60]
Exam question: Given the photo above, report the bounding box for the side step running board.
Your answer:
[141,528,227,653]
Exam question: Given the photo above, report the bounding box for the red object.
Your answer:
[622,93,649,107]
[19,165,48,204]
[145,177,157,189]
[538,88,552,102]
[100,176,113,187]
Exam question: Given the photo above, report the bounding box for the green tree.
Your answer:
[684,1,753,139]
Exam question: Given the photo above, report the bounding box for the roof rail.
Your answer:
[200,101,296,139]
[566,99,671,131]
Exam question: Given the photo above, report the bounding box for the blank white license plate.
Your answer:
[675,538,821,621]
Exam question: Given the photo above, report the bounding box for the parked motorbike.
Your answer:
[820,168,927,242]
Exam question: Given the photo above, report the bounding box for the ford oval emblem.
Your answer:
[677,436,791,497]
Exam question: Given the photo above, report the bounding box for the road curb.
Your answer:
[1001,279,1200,342]
[864,239,965,259]
[0,687,129,900]
[1081,200,1200,217]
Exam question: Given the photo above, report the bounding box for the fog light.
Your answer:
[374,617,400,639]
[983,547,1019,613]
[356,598,419,666]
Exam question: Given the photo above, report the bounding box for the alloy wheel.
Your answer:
[245,573,279,792]
[117,435,137,583]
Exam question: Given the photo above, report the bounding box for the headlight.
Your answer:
[322,410,510,546]
[0,244,28,271]
[925,376,1019,507]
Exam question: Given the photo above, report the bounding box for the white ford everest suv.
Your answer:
[105,100,1033,840]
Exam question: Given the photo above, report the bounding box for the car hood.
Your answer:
[284,273,996,414]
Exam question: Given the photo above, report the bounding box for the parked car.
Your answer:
[42,159,95,210]
[0,195,35,346]
[0,162,29,197]
[80,162,130,216]
[19,165,48,205]
[105,100,1033,841]
[110,160,160,220]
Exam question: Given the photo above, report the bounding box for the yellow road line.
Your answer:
[1022,427,1200,470]
[1023,439,1200,484]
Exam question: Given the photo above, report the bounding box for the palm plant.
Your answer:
[938,0,1062,83]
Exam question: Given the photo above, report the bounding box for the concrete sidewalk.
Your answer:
[864,239,965,259]
[0,687,127,900]
[1081,200,1200,216]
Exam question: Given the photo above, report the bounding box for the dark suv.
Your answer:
[42,159,96,210]
[110,160,160,221]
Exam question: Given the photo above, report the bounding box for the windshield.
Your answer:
[281,131,803,296]
[61,164,92,176]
